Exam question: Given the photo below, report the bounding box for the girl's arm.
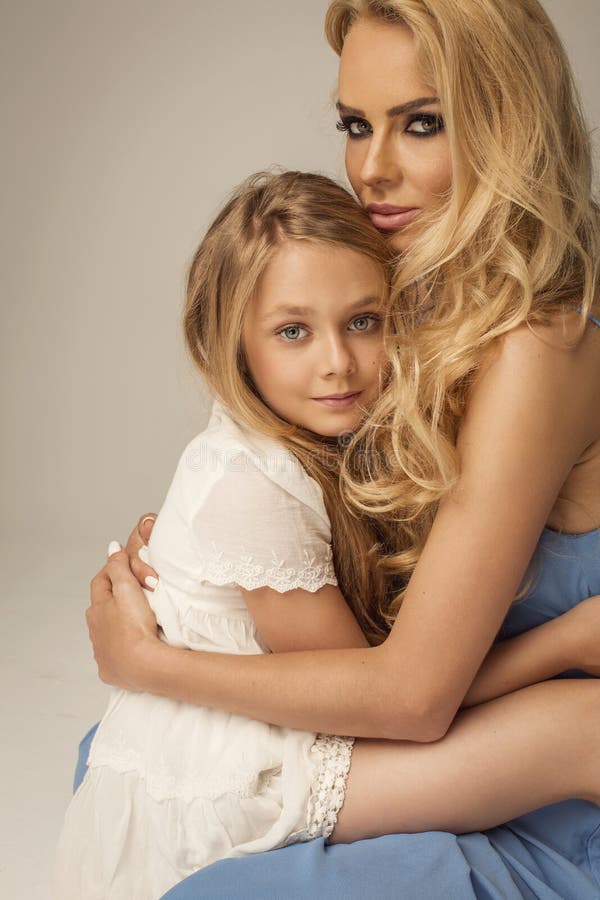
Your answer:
[240,583,369,652]
[89,323,599,741]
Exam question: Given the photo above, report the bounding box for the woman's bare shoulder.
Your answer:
[461,313,600,532]
[498,311,600,363]
[474,312,600,413]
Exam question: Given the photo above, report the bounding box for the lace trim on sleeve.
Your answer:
[199,543,338,593]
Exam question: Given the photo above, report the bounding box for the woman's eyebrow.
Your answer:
[336,96,440,118]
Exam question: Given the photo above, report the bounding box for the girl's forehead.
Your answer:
[247,242,387,317]
[264,239,385,275]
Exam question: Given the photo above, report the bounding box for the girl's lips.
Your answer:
[313,391,362,409]
[366,206,419,231]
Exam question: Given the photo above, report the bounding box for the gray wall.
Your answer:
[2,1,599,551]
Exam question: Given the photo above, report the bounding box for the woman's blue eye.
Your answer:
[405,114,445,137]
[336,116,372,139]
[278,325,308,342]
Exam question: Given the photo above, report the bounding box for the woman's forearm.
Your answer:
[93,551,583,743]
[138,611,579,740]
[137,639,442,742]
[90,552,444,742]
[462,614,577,708]
[140,617,575,740]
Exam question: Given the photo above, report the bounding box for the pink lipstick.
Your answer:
[366,204,419,231]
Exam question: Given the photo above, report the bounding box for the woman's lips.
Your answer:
[366,204,419,231]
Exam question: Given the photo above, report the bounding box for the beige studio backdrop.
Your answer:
[2,0,600,553]
[0,1,599,897]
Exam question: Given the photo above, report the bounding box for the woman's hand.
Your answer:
[563,595,600,675]
[87,547,161,691]
[125,512,159,590]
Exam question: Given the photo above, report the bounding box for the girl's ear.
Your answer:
[238,351,254,390]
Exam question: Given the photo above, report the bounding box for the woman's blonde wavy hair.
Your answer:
[326,0,600,625]
[184,171,395,645]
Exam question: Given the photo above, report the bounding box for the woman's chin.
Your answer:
[384,229,409,254]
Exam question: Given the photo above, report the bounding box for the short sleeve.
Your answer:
[189,452,338,593]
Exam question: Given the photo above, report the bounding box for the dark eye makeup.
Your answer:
[336,113,445,139]
[405,114,445,136]
[336,116,372,138]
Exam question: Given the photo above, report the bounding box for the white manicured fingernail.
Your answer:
[107,540,122,557]
[145,575,158,589]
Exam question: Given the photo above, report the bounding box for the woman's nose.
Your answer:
[359,134,400,188]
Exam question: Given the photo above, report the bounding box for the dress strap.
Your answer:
[575,307,600,329]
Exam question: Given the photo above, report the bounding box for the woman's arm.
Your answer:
[89,324,599,741]
[90,552,597,709]
[121,511,595,705]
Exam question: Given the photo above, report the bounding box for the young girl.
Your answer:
[86,2,600,898]
[53,171,390,898]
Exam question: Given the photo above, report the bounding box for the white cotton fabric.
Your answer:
[53,401,354,900]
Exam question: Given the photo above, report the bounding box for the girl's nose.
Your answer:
[322,337,356,378]
[359,134,400,188]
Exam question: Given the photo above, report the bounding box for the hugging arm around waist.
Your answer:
[121,326,600,741]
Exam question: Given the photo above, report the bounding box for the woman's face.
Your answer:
[338,18,452,252]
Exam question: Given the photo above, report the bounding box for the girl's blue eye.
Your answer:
[405,114,445,137]
[349,315,380,332]
[336,116,372,140]
[278,325,308,342]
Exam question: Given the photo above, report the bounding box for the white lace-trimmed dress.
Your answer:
[53,401,355,900]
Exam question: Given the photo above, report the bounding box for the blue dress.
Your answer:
[74,526,600,899]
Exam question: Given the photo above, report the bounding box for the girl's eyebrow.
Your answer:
[336,96,440,118]
[261,295,383,322]
[261,304,313,321]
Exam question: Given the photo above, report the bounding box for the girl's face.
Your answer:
[338,18,452,252]
[242,240,386,439]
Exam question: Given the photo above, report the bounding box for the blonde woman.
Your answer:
[87,2,600,897]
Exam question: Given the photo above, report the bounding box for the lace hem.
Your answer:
[198,544,338,593]
[306,733,355,840]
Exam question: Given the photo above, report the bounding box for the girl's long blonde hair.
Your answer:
[326,0,600,623]
[184,171,395,644]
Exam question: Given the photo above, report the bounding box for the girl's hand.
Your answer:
[87,546,161,690]
[564,595,600,675]
[125,512,159,591]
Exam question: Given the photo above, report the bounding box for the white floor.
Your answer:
[1,538,109,899]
